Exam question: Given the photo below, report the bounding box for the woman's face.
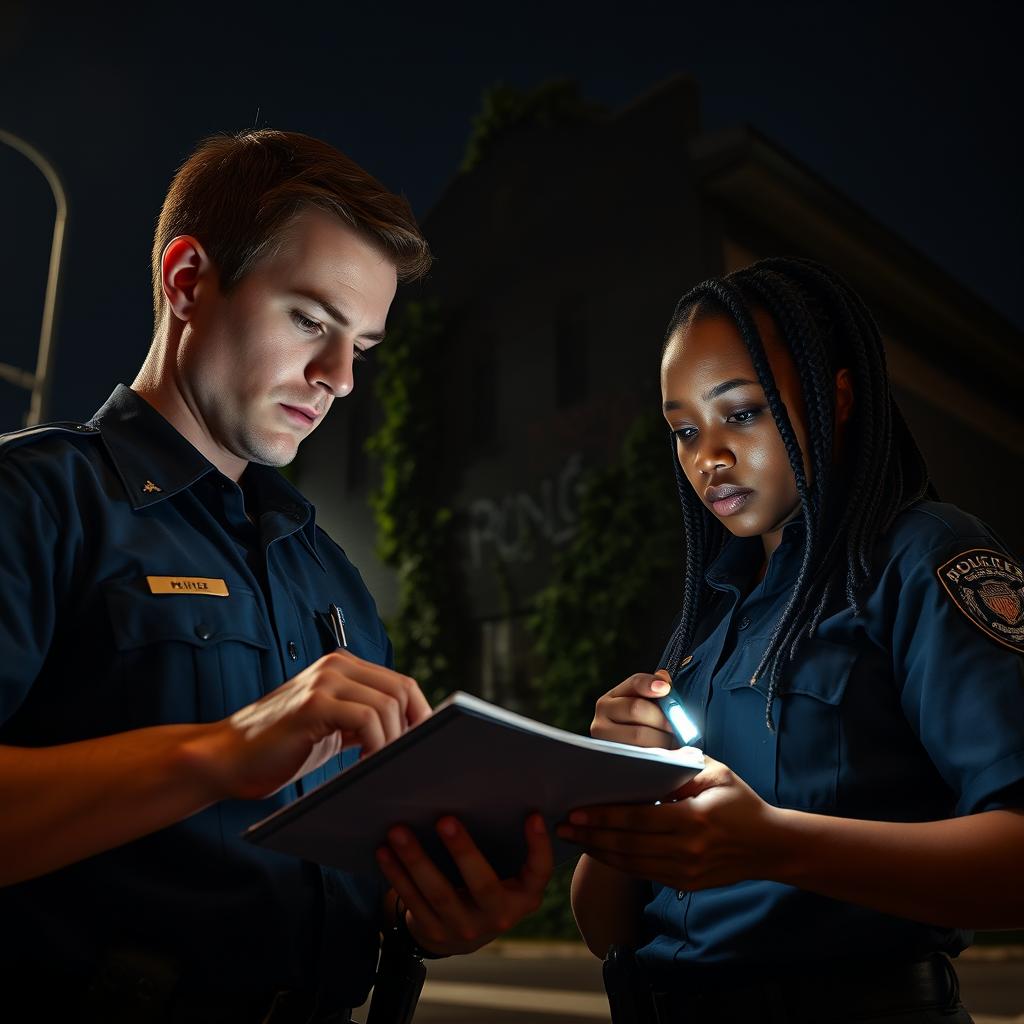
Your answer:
[661,308,811,552]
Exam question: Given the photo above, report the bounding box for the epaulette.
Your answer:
[0,421,101,455]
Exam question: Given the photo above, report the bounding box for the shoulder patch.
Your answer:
[936,548,1024,653]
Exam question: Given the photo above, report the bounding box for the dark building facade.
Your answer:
[297,76,1024,702]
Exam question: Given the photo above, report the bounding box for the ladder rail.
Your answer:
[0,128,68,425]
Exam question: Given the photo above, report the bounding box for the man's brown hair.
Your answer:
[151,129,431,321]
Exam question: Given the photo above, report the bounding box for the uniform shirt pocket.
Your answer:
[102,578,271,725]
[309,608,386,665]
[303,607,387,786]
[774,638,858,811]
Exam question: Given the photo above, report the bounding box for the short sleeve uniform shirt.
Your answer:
[639,502,1024,973]
[0,385,390,1004]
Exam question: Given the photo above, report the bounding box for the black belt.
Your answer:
[646,953,963,1024]
[8,970,353,1024]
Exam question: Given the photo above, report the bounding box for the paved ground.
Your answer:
[354,941,1024,1023]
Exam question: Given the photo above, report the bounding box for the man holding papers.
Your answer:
[0,130,551,1021]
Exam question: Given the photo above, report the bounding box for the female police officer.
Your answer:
[561,258,1024,1023]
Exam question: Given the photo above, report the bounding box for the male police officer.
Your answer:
[0,130,552,1021]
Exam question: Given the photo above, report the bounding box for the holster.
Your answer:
[364,929,427,1024]
[603,945,659,1024]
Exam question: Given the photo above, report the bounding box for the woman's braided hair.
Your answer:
[660,257,933,728]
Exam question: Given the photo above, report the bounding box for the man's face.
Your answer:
[178,206,397,470]
[661,308,810,547]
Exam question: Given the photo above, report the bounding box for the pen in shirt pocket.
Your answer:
[328,603,349,649]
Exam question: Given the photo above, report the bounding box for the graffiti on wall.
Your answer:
[467,453,584,567]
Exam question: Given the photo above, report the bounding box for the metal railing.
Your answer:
[0,128,67,426]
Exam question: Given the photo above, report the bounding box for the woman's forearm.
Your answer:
[768,807,1024,928]
[571,854,648,958]
[561,761,1024,931]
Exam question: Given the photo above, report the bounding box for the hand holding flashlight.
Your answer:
[651,667,702,746]
[590,668,702,751]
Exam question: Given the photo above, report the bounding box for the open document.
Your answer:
[244,691,704,880]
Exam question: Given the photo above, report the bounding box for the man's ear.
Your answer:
[161,235,213,323]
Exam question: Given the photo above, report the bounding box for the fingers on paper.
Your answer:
[321,650,431,728]
[301,680,397,754]
[671,755,730,797]
[564,803,678,833]
[557,819,673,849]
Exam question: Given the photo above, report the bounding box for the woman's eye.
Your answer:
[728,408,761,424]
[673,427,697,443]
[291,310,323,335]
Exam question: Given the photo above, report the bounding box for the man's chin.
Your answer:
[237,434,298,469]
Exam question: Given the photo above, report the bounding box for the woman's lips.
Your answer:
[709,489,753,516]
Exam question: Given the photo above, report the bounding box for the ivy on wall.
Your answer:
[527,410,683,734]
[365,300,465,704]
[511,411,683,939]
[461,80,606,173]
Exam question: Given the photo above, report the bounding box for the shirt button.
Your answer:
[195,623,212,641]
[737,616,751,630]
[287,641,298,660]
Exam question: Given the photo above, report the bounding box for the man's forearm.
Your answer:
[767,806,1024,929]
[0,726,225,886]
[1,651,435,887]
[571,854,648,958]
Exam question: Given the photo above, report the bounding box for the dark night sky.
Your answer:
[0,1,1020,426]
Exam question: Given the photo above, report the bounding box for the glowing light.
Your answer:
[666,701,701,744]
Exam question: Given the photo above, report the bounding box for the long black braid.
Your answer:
[660,257,933,729]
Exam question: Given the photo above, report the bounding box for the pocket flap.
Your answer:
[719,637,857,705]
[103,577,272,651]
[781,638,858,704]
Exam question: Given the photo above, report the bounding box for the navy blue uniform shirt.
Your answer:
[0,385,390,1003]
[639,502,1024,972]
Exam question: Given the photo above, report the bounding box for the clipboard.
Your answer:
[244,691,703,881]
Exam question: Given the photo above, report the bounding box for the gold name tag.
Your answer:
[146,576,229,597]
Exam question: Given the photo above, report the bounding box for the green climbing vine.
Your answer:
[527,410,683,733]
[365,300,465,704]
[462,80,606,173]
[509,411,683,939]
